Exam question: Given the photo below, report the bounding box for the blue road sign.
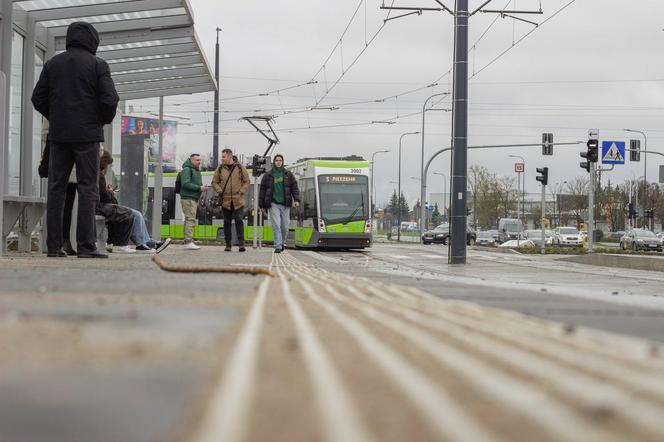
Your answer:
[601,141,625,165]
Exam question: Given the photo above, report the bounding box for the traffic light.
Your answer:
[587,139,599,162]
[580,139,599,173]
[535,167,548,186]
[251,154,270,177]
[630,139,641,162]
[542,133,553,156]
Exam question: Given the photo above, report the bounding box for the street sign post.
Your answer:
[601,141,625,165]
[515,163,524,173]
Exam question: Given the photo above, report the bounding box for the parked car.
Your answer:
[421,224,448,244]
[424,225,476,246]
[552,227,583,247]
[524,229,554,247]
[476,230,496,246]
[497,218,524,243]
[605,231,625,243]
[620,229,663,252]
[443,227,476,246]
[656,232,664,244]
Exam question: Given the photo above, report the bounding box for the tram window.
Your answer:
[302,178,316,218]
[318,175,368,224]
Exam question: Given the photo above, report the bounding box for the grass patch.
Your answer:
[517,245,663,256]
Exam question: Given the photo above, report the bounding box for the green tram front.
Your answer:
[289,157,371,249]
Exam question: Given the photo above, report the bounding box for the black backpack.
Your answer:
[174,171,182,194]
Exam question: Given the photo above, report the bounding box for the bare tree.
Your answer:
[561,177,589,223]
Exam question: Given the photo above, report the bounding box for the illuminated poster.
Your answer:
[121,116,178,172]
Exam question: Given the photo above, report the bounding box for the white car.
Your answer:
[553,227,583,246]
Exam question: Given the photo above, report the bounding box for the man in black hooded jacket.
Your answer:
[32,22,119,258]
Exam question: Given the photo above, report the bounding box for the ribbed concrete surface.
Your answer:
[191,252,664,442]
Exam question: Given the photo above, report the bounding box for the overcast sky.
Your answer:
[130,0,664,205]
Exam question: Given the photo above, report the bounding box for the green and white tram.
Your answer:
[146,156,371,249]
[287,156,371,249]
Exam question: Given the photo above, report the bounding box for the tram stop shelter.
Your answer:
[0,0,217,255]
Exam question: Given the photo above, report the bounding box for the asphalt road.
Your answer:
[298,242,664,342]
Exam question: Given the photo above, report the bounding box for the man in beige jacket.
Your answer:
[212,148,250,251]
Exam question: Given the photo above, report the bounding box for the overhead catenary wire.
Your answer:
[130,0,581,138]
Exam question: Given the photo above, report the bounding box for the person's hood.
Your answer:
[183,158,198,170]
[66,22,100,55]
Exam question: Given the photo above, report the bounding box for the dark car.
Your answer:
[421,224,449,244]
[423,225,476,246]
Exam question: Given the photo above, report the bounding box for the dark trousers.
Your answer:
[47,142,100,254]
[62,182,77,247]
[222,205,245,246]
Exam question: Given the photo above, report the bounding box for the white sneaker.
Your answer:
[105,243,114,253]
[113,245,136,254]
[184,242,201,250]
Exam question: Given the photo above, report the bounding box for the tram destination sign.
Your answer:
[324,175,360,183]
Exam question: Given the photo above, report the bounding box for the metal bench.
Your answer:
[2,196,47,253]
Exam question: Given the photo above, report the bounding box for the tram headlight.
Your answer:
[365,220,371,233]
[318,220,326,233]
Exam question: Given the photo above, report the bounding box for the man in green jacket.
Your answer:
[180,153,208,250]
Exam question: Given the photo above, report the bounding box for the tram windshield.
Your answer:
[318,175,369,224]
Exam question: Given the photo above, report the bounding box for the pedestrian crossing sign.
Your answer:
[601,141,625,165]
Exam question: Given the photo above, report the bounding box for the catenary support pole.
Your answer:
[151,96,164,241]
[449,0,469,264]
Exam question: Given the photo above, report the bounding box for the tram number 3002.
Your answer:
[350,168,362,174]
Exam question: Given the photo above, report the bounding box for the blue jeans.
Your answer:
[130,209,156,248]
[269,203,290,249]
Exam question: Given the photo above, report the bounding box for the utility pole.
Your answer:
[213,27,221,169]
[448,0,469,263]
[380,0,544,264]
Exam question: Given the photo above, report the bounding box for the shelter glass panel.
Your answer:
[32,49,45,196]
[8,31,24,197]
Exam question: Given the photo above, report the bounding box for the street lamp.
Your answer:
[509,154,526,223]
[398,131,420,242]
[370,149,390,215]
[420,92,449,237]
[433,172,447,221]
[624,129,647,228]
[213,26,222,168]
